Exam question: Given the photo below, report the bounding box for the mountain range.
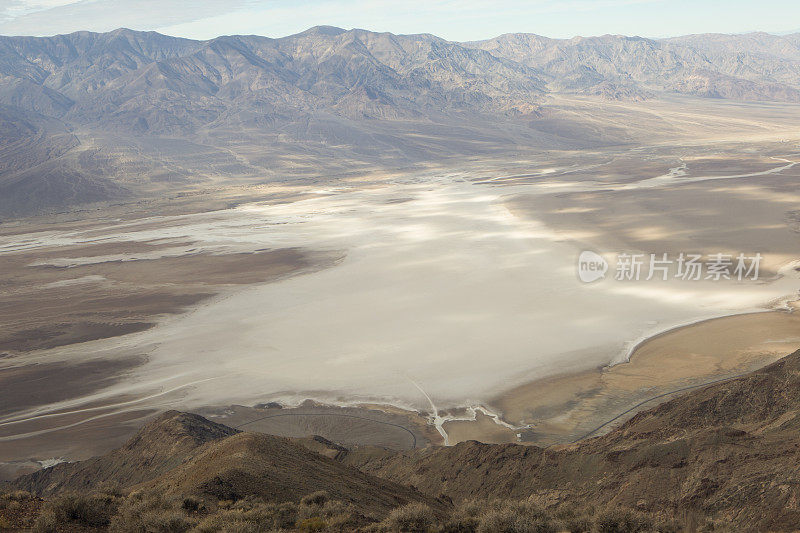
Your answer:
[1,27,800,217]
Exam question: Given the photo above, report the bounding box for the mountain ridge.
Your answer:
[2,26,800,218]
[11,410,448,519]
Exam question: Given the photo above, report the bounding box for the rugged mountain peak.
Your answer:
[12,411,239,496]
[296,25,348,38]
[12,411,446,519]
[125,410,240,450]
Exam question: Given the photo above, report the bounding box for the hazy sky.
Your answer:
[1,0,799,40]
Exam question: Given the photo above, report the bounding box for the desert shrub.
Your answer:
[111,511,193,533]
[254,502,298,529]
[322,499,350,516]
[595,508,654,533]
[2,501,21,513]
[487,501,554,533]
[557,515,593,533]
[698,519,735,532]
[442,498,559,533]
[0,490,32,502]
[194,511,248,533]
[40,493,117,528]
[454,500,485,519]
[508,500,551,522]
[546,504,594,533]
[296,495,358,530]
[136,511,194,533]
[697,517,735,532]
[324,509,361,532]
[110,492,195,533]
[181,496,202,512]
[477,509,557,533]
[111,509,194,533]
[32,510,58,533]
[300,491,329,507]
[655,521,683,533]
[440,516,480,532]
[440,499,486,532]
[361,522,390,533]
[298,496,354,518]
[95,482,125,498]
[383,502,437,532]
[194,502,297,533]
[0,496,16,512]
[298,515,327,531]
[225,499,254,511]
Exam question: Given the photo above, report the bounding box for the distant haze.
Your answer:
[1,0,799,40]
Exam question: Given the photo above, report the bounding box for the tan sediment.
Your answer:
[483,311,800,447]
[441,411,519,444]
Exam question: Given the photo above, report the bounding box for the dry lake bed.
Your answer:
[2,118,800,476]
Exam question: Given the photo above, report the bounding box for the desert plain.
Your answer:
[1,95,800,478]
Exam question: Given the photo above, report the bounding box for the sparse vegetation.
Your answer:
[383,502,437,532]
[9,488,721,532]
[594,509,654,533]
[110,492,195,533]
[300,491,330,507]
[473,499,556,533]
[181,496,203,513]
[34,493,118,531]
[0,489,32,514]
[366,497,701,533]
[195,500,299,532]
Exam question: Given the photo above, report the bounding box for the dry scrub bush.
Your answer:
[382,502,436,532]
[109,491,195,533]
[0,490,32,512]
[297,515,327,531]
[295,491,358,531]
[443,498,597,533]
[550,503,594,533]
[0,490,32,502]
[300,491,329,507]
[440,515,480,533]
[594,508,654,533]
[476,510,556,533]
[448,499,553,533]
[181,496,203,513]
[194,501,297,532]
[33,493,118,532]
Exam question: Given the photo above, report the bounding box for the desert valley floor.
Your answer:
[2,96,800,480]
